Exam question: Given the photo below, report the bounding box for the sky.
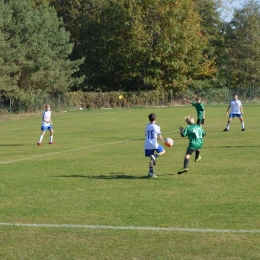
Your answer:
[219,0,244,21]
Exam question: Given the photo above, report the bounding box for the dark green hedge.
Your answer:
[1,87,259,114]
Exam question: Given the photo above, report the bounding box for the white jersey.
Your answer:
[42,110,51,126]
[144,123,161,150]
[229,99,242,114]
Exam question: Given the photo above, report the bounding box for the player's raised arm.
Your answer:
[182,98,192,104]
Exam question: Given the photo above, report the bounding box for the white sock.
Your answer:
[50,136,53,143]
[38,136,43,143]
[226,123,230,129]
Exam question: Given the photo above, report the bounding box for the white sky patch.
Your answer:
[218,0,244,22]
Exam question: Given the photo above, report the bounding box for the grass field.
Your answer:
[0,104,260,260]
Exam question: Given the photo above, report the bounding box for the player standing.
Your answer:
[182,97,205,126]
[37,104,54,146]
[223,93,245,132]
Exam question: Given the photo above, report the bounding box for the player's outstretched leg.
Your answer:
[177,156,189,174]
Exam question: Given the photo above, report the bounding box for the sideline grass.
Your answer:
[0,105,260,259]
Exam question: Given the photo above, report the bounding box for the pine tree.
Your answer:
[0,0,84,103]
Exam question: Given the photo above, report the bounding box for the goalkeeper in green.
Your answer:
[177,116,206,174]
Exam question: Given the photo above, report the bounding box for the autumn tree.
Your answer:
[193,0,226,89]
[51,0,216,93]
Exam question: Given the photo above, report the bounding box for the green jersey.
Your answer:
[192,102,205,119]
[181,124,206,150]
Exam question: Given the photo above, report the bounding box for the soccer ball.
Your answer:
[165,138,174,147]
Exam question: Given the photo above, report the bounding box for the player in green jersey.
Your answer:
[177,116,206,174]
[182,97,205,126]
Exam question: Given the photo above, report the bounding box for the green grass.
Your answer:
[0,105,260,259]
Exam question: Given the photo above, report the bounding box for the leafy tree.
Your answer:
[193,0,226,89]
[225,0,260,88]
[51,0,216,93]
[0,0,84,104]
[52,0,140,91]
[132,0,216,92]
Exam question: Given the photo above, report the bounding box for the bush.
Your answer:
[2,87,259,114]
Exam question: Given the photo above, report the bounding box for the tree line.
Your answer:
[1,0,260,107]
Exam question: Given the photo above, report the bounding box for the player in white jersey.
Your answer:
[37,104,54,146]
[144,113,165,178]
[223,93,245,132]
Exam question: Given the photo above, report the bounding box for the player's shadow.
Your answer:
[205,145,258,148]
[0,144,24,146]
[54,172,175,179]
[90,173,150,179]
[54,172,153,179]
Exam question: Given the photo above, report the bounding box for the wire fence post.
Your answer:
[9,98,11,114]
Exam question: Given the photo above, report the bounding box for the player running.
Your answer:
[177,116,206,174]
[144,113,165,178]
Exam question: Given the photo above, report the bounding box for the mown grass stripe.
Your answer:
[0,124,218,165]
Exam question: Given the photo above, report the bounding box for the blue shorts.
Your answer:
[145,145,164,157]
[229,113,242,118]
[41,125,53,131]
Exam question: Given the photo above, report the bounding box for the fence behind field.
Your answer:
[0,87,259,114]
